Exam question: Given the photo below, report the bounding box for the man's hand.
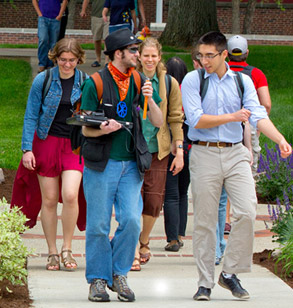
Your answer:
[100,119,122,134]
[22,151,36,171]
[279,139,292,158]
[233,108,251,122]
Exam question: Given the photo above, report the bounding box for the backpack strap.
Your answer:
[165,73,172,102]
[79,70,87,86]
[233,71,244,108]
[90,72,103,102]
[42,68,53,103]
[198,68,209,102]
[132,70,141,95]
[229,64,254,79]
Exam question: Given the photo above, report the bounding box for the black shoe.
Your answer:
[193,286,211,301]
[88,279,110,302]
[108,275,135,302]
[178,239,184,248]
[218,272,250,299]
[165,242,180,252]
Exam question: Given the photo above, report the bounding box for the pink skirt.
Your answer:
[10,134,86,231]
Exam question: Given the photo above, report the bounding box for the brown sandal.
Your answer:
[139,238,151,265]
[130,257,141,271]
[46,254,60,271]
[60,249,77,271]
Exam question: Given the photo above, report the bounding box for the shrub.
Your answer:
[0,198,32,295]
[257,144,293,203]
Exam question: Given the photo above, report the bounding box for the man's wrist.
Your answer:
[22,150,31,154]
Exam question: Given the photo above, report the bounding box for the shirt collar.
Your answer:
[150,72,159,84]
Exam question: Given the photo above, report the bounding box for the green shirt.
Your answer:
[92,0,104,18]
[81,73,161,161]
[140,73,160,153]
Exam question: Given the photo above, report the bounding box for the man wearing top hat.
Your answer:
[80,28,163,303]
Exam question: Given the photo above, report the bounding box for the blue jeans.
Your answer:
[164,150,190,242]
[216,187,227,259]
[37,16,60,67]
[109,23,131,34]
[83,160,143,286]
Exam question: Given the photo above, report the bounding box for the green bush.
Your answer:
[257,144,293,203]
[275,239,293,279]
[0,198,32,294]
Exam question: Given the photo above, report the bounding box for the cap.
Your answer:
[227,35,248,56]
[104,28,142,55]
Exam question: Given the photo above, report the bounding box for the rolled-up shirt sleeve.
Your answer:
[241,74,268,128]
[181,71,203,128]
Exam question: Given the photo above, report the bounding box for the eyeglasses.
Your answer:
[126,47,139,54]
[196,52,222,60]
[58,57,78,64]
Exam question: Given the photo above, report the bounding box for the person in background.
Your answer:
[227,35,272,178]
[131,38,184,271]
[80,0,109,67]
[58,0,69,40]
[134,0,146,30]
[102,0,137,34]
[32,0,68,72]
[12,38,87,271]
[163,56,189,252]
[182,31,291,301]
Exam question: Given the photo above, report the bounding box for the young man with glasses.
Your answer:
[181,31,291,301]
[80,28,163,303]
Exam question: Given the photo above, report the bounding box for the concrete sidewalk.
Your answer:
[1,48,292,307]
[22,203,293,308]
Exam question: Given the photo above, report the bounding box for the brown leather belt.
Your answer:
[192,141,241,148]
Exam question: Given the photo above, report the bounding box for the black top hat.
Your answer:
[104,28,142,55]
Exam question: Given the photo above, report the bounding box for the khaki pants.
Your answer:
[190,143,257,288]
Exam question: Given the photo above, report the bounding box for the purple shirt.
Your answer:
[39,0,62,19]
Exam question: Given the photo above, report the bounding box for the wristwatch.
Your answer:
[22,150,31,154]
[177,145,183,149]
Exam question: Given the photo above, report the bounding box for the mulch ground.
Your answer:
[0,168,291,307]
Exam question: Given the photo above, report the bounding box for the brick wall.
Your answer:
[0,1,292,40]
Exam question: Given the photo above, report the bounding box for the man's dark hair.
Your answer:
[107,47,128,61]
[197,31,227,53]
[228,48,248,62]
[165,57,188,85]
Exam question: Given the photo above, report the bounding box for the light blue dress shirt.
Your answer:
[181,63,268,143]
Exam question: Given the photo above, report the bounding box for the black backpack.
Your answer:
[229,64,254,80]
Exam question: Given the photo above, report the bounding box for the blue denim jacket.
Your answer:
[21,66,87,151]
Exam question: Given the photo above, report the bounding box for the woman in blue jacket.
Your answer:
[13,38,87,271]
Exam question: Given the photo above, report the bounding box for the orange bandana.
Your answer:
[108,62,134,101]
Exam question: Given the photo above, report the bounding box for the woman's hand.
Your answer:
[22,151,36,171]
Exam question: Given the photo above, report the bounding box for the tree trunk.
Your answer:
[67,0,76,29]
[159,0,218,48]
[231,0,240,33]
[243,0,257,34]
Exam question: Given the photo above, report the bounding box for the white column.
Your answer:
[151,0,166,31]
[156,0,163,23]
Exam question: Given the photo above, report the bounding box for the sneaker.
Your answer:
[109,275,135,302]
[193,286,211,301]
[88,278,110,302]
[218,272,250,299]
[224,223,231,234]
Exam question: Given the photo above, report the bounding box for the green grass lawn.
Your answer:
[0,45,292,170]
[0,59,32,169]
